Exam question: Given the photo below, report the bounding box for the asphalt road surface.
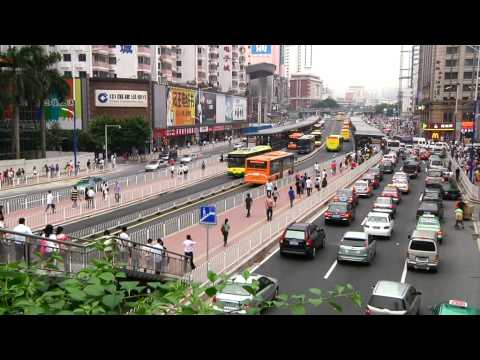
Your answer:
[255,158,480,315]
[63,119,348,234]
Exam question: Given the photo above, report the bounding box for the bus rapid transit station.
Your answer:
[350,116,385,157]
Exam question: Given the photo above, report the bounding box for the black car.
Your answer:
[420,190,444,213]
[402,161,419,178]
[416,201,443,221]
[425,181,446,198]
[441,181,461,200]
[383,160,394,174]
[280,222,326,259]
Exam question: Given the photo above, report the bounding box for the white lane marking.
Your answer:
[250,247,280,273]
[418,194,423,202]
[400,259,408,283]
[474,221,480,252]
[324,260,338,279]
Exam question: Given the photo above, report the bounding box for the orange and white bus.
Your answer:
[287,132,304,150]
[244,151,295,185]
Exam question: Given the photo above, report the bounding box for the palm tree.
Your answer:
[20,46,68,158]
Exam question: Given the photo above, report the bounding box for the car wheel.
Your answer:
[274,287,279,300]
[309,247,316,259]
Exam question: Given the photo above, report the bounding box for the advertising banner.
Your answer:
[44,78,83,130]
[167,87,196,127]
[196,91,216,125]
[225,96,233,123]
[232,96,247,121]
[251,45,272,56]
[216,94,226,123]
[95,90,148,107]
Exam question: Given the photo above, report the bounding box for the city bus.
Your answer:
[227,145,272,177]
[343,118,351,128]
[341,127,351,142]
[297,135,315,154]
[244,151,295,185]
[310,130,323,146]
[326,135,343,152]
[287,132,304,150]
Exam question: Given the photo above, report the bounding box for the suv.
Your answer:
[279,222,326,259]
[407,230,439,272]
[366,280,422,315]
[337,231,376,264]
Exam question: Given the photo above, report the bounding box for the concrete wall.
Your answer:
[0,152,94,173]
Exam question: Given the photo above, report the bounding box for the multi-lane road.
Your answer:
[254,158,480,314]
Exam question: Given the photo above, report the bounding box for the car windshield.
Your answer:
[355,181,368,187]
[148,161,158,165]
[383,161,392,166]
[418,217,439,226]
[369,295,406,311]
[428,170,442,177]
[342,237,366,247]
[376,197,391,205]
[368,216,388,223]
[336,190,351,197]
[285,230,305,240]
[329,203,347,212]
[222,283,250,296]
[410,240,436,252]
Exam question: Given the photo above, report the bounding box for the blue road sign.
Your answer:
[200,205,217,225]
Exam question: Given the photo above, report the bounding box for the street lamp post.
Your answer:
[467,45,480,181]
[105,125,121,169]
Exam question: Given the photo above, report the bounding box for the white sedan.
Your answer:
[145,160,167,172]
[361,212,395,239]
[180,154,197,164]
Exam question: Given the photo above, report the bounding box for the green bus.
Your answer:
[227,145,272,177]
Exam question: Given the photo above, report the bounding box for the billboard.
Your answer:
[95,90,148,107]
[43,78,83,130]
[216,94,226,123]
[232,96,247,121]
[167,87,196,127]
[225,96,233,123]
[251,45,272,56]
[196,91,216,125]
[153,84,168,129]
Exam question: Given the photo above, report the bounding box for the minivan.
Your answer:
[407,230,439,272]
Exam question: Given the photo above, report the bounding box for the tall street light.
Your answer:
[445,83,460,142]
[105,124,121,169]
[467,45,480,181]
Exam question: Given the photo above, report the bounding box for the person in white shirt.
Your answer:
[266,181,273,197]
[183,164,188,178]
[12,218,32,262]
[183,234,196,269]
[118,226,132,267]
[152,238,165,273]
[306,177,313,196]
[87,188,95,208]
[45,190,55,214]
[314,161,320,174]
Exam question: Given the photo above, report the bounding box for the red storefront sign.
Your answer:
[211,125,225,132]
[154,128,195,138]
[462,121,474,129]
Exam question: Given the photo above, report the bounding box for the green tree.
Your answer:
[46,122,64,151]
[311,98,339,109]
[87,116,151,155]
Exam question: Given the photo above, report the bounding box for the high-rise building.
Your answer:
[284,45,313,79]
[417,45,480,141]
[289,73,323,110]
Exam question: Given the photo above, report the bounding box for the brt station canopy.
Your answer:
[245,116,319,138]
[350,116,385,150]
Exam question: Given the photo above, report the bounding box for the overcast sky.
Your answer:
[311,45,402,97]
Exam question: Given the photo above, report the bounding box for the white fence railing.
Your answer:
[185,153,382,284]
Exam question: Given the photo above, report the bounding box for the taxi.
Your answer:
[380,184,401,204]
[431,300,480,315]
[416,214,444,244]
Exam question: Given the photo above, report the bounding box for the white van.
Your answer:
[413,137,427,147]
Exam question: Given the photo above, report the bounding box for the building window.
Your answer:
[463,84,474,92]
[63,71,72,77]
[198,47,203,54]
[63,53,71,62]
[464,111,474,120]
[138,56,151,65]
[109,57,116,65]
[445,59,457,67]
[108,45,116,48]
[465,58,474,66]
[176,72,182,78]
[176,60,182,67]
[464,72,473,79]
[79,71,87,78]
[139,45,150,48]
[446,46,458,54]
[465,46,475,53]
[93,54,108,63]
[78,53,86,62]
[198,60,202,66]
[443,84,457,92]
[444,72,458,79]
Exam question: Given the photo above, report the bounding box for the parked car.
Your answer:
[366,280,422,315]
[213,273,279,314]
[74,176,106,193]
[145,159,167,172]
[362,173,379,189]
[337,231,376,265]
[324,201,355,225]
[416,214,444,244]
[383,160,395,174]
[372,196,397,217]
[407,230,439,272]
[380,185,401,204]
[362,212,394,239]
[353,180,373,198]
[332,188,358,207]
[431,300,480,315]
[416,201,443,221]
[279,222,326,259]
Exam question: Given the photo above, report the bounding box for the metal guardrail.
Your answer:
[0,228,191,278]
[185,153,382,284]
[448,153,480,202]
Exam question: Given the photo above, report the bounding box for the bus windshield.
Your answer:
[227,156,246,168]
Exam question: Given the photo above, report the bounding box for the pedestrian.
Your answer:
[221,219,230,247]
[314,161,320,175]
[45,190,55,214]
[55,163,60,177]
[102,181,109,200]
[306,177,312,196]
[55,226,70,272]
[170,164,175,178]
[266,180,273,197]
[183,234,196,270]
[295,178,302,197]
[44,164,49,177]
[119,226,132,268]
[201,160,206,171]
[322,176,328,188]
[454,207,464,229]
[12,218,33,262]
[0,205,5,245]
[331,159,337,176]
[339,160,343,173]
[87,187,95,208]
[87,159,91,171]
[245,193,253,217]
[322,169,327,181]
[39,224,59,264]
[315,176,321,191]
[103,230,116,262]
[32,166,38,177]
[288,186,295,208]
[455,167,460,182]
[272,186,280,204]
[301,176,306,194]
[265,194,275,221]
[71,186,79,208]
[114,182,121,203]
[183,164,189,178]
[152,238,165,273]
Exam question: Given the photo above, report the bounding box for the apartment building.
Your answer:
[417,45,480,140]
[284,45,313,79]
[289,73,323,110]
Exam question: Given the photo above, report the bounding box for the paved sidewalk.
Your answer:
[3,159,228,230]
[161,167,354,267]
